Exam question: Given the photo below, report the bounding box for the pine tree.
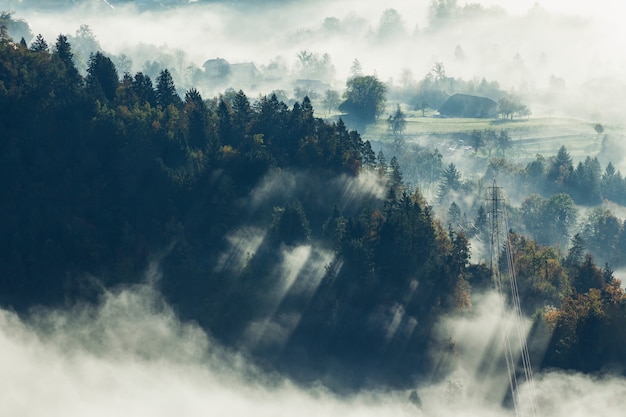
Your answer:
[30,34,48,52]
[217,98,233,147]
[53,35,83,90]
[437,163,461,200]
[389,156,404,191]
[231,89,251,140]
[155,69,181,108]
[86,52,119,103]
[548,146,573,189]
[448,202,462,230]
[53,35,73,64]
[132,72,156,107]
[362,140,376,169]
[184,88,209,150]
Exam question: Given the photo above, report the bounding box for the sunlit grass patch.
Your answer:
[361,115,623,164]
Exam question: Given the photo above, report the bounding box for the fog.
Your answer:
[9,1,626,105]
[0,277,409,417]
[2,273,625,416]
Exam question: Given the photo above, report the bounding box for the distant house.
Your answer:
[439,93,498,118]
[202,58,231,80]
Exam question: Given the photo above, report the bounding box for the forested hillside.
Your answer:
[1,28,625,391]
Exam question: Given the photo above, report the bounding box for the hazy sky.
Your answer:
[15,0,626,91]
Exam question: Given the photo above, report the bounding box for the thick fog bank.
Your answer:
[8,1,626,104]
[1,279,625,416]
[0,281,413,417]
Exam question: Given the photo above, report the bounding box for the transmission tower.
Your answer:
[486,181,539,417]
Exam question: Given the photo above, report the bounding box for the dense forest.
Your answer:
[1,25,625,393]
[387,134,626,264]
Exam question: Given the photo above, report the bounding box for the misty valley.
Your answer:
[2,1,626,416]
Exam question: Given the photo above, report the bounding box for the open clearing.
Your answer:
[358,111,625,165]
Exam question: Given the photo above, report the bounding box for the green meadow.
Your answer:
[359,110,623,164]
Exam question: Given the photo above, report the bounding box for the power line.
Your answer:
[487,181,539,417]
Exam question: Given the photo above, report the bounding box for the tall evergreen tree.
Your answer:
[566,233,586,267]
[52,35,82,90]
[217,98,233,147]
[184,88,209,150]
[30,34,48,52]
[132,72,156,107]
[231,89,251,146]
[548,146,573,189]
[155,69,181,108]
[254,93,288,155]
[437,162,462,201]
[389,156,404,191]
[545,193,578,250]
[572,254,604,293]
[86,51,119,103]
[362,140,376,169]
[448,201,463,230]
[572,156,601,204]
[53,34,73,64]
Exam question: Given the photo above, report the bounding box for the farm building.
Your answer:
[439,93,498,118]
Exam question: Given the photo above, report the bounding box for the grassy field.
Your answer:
[358,110,625,165]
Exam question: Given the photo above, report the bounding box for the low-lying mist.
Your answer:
[9,1,626,114]
[2,270,625,416]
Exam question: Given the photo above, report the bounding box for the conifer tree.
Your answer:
[362,140,376,169]
[217,97,233,146]
[155,69,181,108]
[231,89,251,141]
[53,35,82,89]
[389,156,404,191]
[184,88,209,150]
[53,35,73,66]
[30,34,48,52]
[437,162,462,200]
[86,51,119,103]
[132,72,156,107]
